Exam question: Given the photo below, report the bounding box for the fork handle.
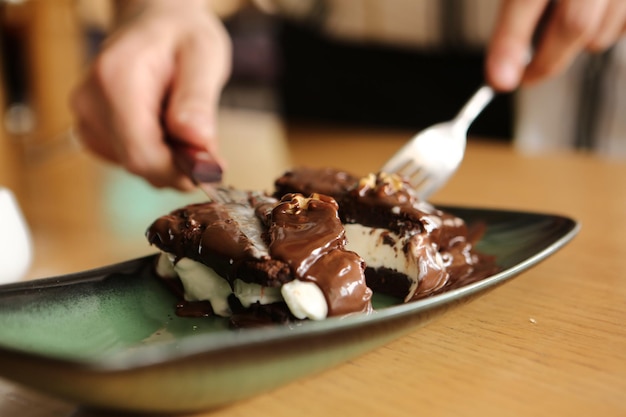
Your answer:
[454,85,495,132]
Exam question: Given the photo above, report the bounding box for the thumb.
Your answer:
[165,24,232,158]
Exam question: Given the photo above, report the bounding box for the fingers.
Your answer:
[72,34,194,190]
[70,79,118,163]
[100,47,189,189]
[70,2,230,190]
[486,0,626,91]
[523,0,609,84]
[486,0,548,91]
[165,13,232,162]
[586,0,626,51]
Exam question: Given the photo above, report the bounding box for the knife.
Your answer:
[170,140,223,202]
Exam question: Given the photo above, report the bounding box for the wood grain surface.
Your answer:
[1,110,624,417]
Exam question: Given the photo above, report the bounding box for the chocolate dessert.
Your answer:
[146,189,372,324]
[146,168,498,325]
[276,169,498,300]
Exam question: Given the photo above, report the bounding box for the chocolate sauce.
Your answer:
[147,202,263,263]
[147,168,499,324]
[267,194,372,316]
[274,169,500,301]
[274,167,358,198]
[147,191,373,319]
[146,197,291,286]
[267,194,345,275]
[176,300,214,317]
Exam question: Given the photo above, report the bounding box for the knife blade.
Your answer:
[170,140,223,202]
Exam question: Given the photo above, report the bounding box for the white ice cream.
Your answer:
[344,223,445,301]
[280,280,328,320]
[156,219,447,318]
[155,252,177,278]
[155,252,329,320]
[157,255,232,317]
[233,278,282,308]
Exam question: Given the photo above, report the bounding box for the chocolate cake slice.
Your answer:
[146,168,497,325]
[274,168,499,301]
[146,190,372,324]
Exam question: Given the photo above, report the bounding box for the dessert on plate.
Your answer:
[146,168,498,325]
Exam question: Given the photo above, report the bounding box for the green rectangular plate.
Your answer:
[0,206,579,413]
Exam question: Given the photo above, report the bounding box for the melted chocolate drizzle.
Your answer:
[146,168,499,324]
[274,168,499,301]
[266,194,372,316]
[146,191,373,319]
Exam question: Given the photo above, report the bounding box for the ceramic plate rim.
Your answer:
[0,205,580,372]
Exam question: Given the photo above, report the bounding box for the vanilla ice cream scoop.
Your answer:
[0,187,33,284]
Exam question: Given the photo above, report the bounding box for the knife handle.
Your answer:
[170,141,223,184]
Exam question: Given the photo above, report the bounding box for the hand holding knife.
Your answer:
[169,140,224,202]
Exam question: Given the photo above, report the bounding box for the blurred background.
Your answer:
[1,0,624,279]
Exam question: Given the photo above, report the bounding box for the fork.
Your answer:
[380,84,495,200]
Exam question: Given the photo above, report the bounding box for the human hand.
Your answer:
[486,0,626,91]
[70,0,232,189]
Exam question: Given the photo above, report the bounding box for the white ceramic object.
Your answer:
[0,187,33,283]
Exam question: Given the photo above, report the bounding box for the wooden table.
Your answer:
[1,109,625,417]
